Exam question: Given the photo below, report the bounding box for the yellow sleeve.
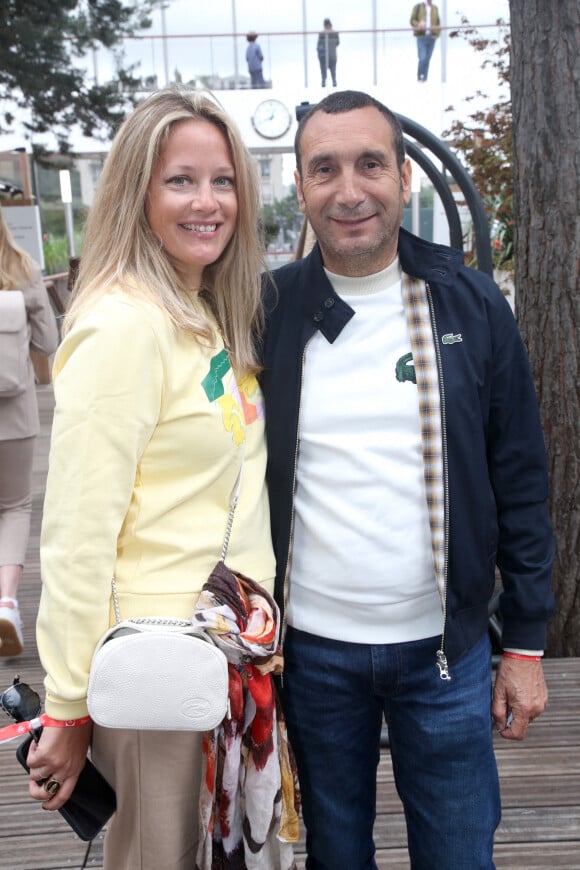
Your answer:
[37,295,165,719]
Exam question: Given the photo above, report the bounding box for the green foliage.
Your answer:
[0,0,160,152]
[443,19,513,270]
[260,215,279,246]
[41,208,66,239]
[42,233,74,274]
[42,206,85,274]
[260,185,303,246]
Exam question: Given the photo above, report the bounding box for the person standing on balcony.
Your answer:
[317,18,339,88]
[246,31,266,88]
[411,1,441,82]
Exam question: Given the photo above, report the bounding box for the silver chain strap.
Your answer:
[220,492,239,562]
[111,453,244,625]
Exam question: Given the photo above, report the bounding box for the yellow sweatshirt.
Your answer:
[37,290,275,720]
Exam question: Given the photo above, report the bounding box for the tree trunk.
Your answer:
[509,0,580,655]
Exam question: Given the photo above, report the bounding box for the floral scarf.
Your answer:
[194,561,300,870]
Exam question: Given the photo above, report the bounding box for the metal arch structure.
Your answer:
[397,113,493,277]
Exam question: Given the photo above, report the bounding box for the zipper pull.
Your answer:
[436,649,451,681]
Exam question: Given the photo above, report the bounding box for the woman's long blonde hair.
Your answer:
[65,86,265,375]
[0,206,32,290]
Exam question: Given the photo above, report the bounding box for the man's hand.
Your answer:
[492,657,548,740]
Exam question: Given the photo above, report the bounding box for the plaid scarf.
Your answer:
[401,274,446,605]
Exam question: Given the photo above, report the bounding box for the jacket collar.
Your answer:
[299,227,463,343]
[300,244,355,344]
[397,226,462,285]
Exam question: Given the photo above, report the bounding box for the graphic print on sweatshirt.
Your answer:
[201,348,265,446]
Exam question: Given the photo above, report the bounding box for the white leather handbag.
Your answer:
[87,610,229,731]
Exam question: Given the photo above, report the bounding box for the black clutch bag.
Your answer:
[17,731,116,841]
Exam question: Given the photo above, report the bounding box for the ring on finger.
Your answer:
[44,777,61,796]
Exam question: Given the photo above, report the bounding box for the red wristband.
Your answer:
[40,714,92,728]
[0,713,91,745]
[502,652,542,662]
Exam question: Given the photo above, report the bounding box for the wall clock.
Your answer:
[251,99,292,139]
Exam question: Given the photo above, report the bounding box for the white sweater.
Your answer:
[288,259,443,644]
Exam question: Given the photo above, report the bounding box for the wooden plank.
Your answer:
[0,832,100,870]
[490,841,580,870]
[376,776,580,813]
[497,775,580,808]
[496,805,580,842]
[369,842,580,870]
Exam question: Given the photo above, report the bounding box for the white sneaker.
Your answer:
[0,600,23,656]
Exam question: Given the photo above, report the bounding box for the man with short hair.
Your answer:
[261,90,554,869]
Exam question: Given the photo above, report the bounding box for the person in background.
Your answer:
[317,18,339,88]
[246,31,266,88]
[410,0,441,82]
[28,86,282,870]
[0,207,58,656]
[261,90,554,869]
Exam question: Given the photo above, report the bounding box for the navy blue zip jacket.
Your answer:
[260,228,555,664]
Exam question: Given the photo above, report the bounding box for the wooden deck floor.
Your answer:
[1,387,579,869]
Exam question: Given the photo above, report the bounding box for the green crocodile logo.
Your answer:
[442,333,463,345]
[395,351,416,384]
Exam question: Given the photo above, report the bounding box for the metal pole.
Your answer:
[412,191,421,236]
[161,4,170,85]
[231,0,239,88]
[372,0,378,86]
[440,0,447,84]
[64,203,76,258]
[302,0,309,88]
[59,171,76,259]
[411,158,421,236]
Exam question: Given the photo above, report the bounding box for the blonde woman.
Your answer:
[0,207,58,655]
[29,87,279,869]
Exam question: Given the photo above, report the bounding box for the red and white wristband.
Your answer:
[0,713,91,745]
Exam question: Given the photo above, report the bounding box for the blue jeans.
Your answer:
[280,629,500,869]
[318,56,337,87]
[250,69,265,88]
[417,36,436,81]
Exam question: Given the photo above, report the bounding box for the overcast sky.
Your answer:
[3,1,511,154]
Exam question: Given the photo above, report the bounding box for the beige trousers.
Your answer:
[91,726,203,870]
[0,437,34,566]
